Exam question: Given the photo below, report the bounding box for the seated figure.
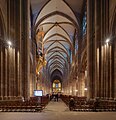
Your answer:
[69,98,75,111]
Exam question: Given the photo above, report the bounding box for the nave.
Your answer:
[0,99,116,120]
[0,0,116,119]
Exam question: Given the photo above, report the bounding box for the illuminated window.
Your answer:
[59,83,61,87]
[56,83,58,88]
[53,83,55,88]
[82,11,87,35]
[52,80,61,92]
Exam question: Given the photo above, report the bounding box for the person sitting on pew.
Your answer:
[69,98,75,111]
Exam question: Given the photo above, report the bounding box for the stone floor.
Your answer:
[0,99,116,120]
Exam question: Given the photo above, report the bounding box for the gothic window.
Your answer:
[82,11,87,35]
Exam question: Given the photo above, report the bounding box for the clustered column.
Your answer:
[87,0,115,99]
[0,0,30,100]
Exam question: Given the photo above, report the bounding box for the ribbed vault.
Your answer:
[33,0,81,82]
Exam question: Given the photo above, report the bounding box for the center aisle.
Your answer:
[44,98,69,112]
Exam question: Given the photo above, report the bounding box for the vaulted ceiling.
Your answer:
[31,0,85,82]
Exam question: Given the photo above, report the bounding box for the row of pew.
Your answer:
[0,96,49,112]
[61,95,116,112]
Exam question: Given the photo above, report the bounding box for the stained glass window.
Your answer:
[56,83,58,88]
[82,11,87,35]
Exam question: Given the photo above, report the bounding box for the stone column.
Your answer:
[105,0,110,98]
[0,44,2,96]
[95,0,101,97]
[0,8,6,99]
[87,0,91,98]
[7,0,17,98]
[113,31,116,98]
[106,43,110,98]
[100,0,105,98]
[15,0,22,97]
[0,45,3,98]
[2,47,5,98]
[21,0,30,99]
[5,48,8,97]
[100,0,109,98]
[109,44,112,98]
[101,45,104,97]
[87,0,95,98]
[6,0,10,98]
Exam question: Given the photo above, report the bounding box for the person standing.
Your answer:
[56,93,58,102]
